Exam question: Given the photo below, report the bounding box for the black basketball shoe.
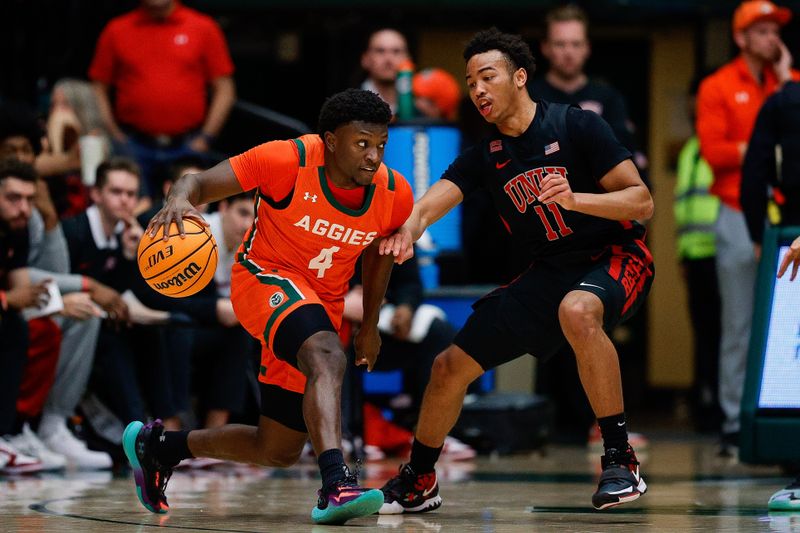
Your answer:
[380,463,442,514]
[122,419,173,514]
[592,446,647,510]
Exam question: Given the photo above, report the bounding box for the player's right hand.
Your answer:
[778,236,800,281]
[146,198,207,241]
[379,225,415,264]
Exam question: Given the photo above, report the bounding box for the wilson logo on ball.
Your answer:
[153,262,202,290]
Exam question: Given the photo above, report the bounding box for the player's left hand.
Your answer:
[354,326,381,372]
[538,173,577,209]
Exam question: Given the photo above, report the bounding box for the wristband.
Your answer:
[0,290,7,312]
[81,276,90,292]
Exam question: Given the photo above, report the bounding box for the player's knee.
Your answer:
[298,335,347,381]
[430,349,467,385]
[558,296,602,340]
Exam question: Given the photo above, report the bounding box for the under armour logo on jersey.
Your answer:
[304,192,318,202]
[735,91,750,104]
[159,435,166,442]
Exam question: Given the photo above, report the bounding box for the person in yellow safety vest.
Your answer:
[674,89,723,433]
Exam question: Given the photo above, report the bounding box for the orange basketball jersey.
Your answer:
[230,134,410,305]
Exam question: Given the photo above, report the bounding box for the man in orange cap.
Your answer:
[696,0,798,456]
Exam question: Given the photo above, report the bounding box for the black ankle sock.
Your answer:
[318,448,347,488]
[155,430,193,467]
[409,439,443,474]
[597,413,629,452]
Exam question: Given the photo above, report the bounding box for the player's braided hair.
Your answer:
[463,27,536,77]
[317,89,392,136]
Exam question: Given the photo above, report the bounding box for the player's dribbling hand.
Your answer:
[146,198,208,241]
[778,236,800,281]
[538,172,576,209]
[354,326,381,372]
[379,225,415,264]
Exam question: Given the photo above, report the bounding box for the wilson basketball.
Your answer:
[137,218,218,298]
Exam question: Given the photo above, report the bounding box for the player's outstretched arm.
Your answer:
[778,236,800,281]
[379,179,463,262]
[355,241,396,371]
[147,159,244,240]
[540,159,653,222]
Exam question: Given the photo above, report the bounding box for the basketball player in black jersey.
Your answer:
[378,28,654,512]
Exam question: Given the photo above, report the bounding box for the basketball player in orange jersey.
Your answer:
[121,89,414,525]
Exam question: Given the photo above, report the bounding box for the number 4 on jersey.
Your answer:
[308,246,340,278]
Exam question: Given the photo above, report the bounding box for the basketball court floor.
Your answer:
[1,435,796,532]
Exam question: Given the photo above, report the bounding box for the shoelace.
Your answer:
[382,464,415,497]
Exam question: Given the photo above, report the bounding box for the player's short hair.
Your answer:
[95,156,141,190]
[0,157,37,184]
[317,89,392,136]
[545,4,590,35]
[463,28,536,77]
[0,102,43,156]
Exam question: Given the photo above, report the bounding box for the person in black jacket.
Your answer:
[742,80,800,251]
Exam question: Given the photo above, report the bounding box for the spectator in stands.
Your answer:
[62,158,146,425]
[696,0,798,455]
[89,0,236,207]
[344,253,475,460]
[1,106,120,469]
[674,75,722,432]
[0,158,50,474]
[44,78,110,218]
[412,68,462,122]
[531,4,637,154]
[360,28,410,112]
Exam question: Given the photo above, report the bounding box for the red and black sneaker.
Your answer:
[380,463,442,514]
[592,446,647,510]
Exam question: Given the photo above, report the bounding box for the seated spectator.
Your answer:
[1,108,119,469]
[0,158,50,474]
[344,252,475,460]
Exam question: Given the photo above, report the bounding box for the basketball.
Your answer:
[137,218,218,298]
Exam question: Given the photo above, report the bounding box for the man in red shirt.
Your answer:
[89,0,235,206]
[696,0,797,455]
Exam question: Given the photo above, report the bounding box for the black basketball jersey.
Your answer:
[442,100,645,265]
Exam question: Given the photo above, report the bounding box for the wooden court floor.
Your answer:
[1,435,797,532]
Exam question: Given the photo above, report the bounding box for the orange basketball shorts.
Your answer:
[230,261,343,394]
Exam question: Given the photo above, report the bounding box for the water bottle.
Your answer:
[396,59,415,121]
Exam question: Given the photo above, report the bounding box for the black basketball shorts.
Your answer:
[454,238,654,371]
